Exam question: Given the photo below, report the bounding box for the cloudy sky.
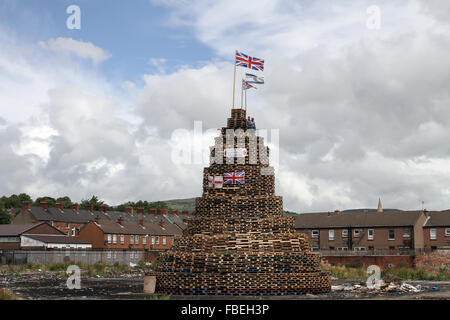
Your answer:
[0,0,449,212]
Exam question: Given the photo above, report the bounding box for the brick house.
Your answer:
[12,201,191,237]
[77,216,182,253]
[294,210,427,252]
[423,211,450,250]
[0,222,91,250]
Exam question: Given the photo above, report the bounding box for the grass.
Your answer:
[322,264,450,281]
[0,260,156,277]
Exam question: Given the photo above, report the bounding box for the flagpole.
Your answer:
[240,80,244,109]
[232,51,237,109]
[245,88,247,111]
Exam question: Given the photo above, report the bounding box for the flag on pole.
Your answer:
[245,73,264,84]
[235,50,264,71]
[242,79,256,90]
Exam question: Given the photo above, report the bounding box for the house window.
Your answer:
[446,228,450,237]
[66,223,70,228]
[388,229,395,240]
[430,228,437,240]
[151,236,155,245]
[342,229,348,237]
[337,247,348,251]
[143,236,147,245]
[311,230,319,238]
[403,228,410,238]
[130,235,134,244]
[113,234,117,244]
[162,236,167,245]
[368,229,374,240]
[156,236,160,245]
[135,235,139,245]
[328,229,334,241]
[120,235,124,244]
[107,234,112,244]
[71,227,76,237]
[354,229,360,237]
[354,247,366,251]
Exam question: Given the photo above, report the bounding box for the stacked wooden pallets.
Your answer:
[154,108,331,295]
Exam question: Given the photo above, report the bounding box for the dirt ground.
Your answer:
[1,272,449,300]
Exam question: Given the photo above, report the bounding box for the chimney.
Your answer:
[55,202,64,211]
[137,207,145,215]
[139,218,145,227]
[125,206,134,215]
[86,205,93,213]
[99,204,106,213]
[334,210,341,215]
[172,210,179,216]
[39,201,48,210]
[71,203,79,213]
[181,210,189,215]
[149,208,157,215]
[22,201,31,211]
[117,216,124,225]
[160,209,168,215]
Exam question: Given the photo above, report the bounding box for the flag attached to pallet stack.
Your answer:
[235,51,264,71]
[208,176,223,189]
[224,172,245,185]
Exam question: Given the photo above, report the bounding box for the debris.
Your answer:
[331,285,344,291]
[400,283,419,293]
[129,262,137,268]
[432,285,440,291]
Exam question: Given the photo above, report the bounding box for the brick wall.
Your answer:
[423,227,450,250]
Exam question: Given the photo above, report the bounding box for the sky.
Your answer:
[0,0,449,212]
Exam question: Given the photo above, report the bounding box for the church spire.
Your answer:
[377,198,383,213]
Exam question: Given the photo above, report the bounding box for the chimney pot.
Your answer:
[71,203,79,213]
[22,201,31,211]
[55,202,64,211]
[149,208,157,215]
[137,207,145,215]
[39,201,48,210]
[181,210,189,215]
[160,209,168,215]
[125,206,134,215]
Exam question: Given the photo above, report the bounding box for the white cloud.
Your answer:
[39,37,111,65]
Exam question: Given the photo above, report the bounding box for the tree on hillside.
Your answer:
[0,206,11,224]
[33,196,56,207]
[80,195,106,210]
[0,193,32,209]
[56,196,72,208]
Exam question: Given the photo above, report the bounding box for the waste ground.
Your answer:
[1,272,449,300]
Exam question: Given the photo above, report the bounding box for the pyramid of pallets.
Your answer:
[155,109,331,295]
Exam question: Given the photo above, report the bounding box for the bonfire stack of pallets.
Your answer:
[154,108,331,295]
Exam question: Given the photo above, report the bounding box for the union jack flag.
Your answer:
[235,50,264,72]
[224,171,245,185]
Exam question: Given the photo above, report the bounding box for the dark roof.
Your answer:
[18,207,191,229]
[23,234,91,244]
[423,211,450,227]
[0,223,47,236]
[294,210,426,229]
[92,219,182,236]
